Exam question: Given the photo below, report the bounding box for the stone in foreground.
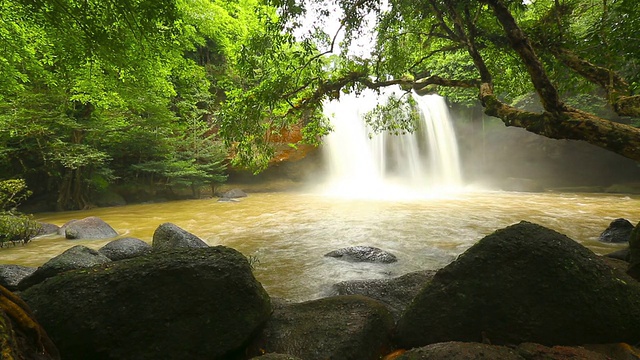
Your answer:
[396,221,640,347]
[252,295,394,360]
[21,246,271,360]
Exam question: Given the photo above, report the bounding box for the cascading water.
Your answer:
[319,88,463,199]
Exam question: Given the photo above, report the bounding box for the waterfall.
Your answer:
[319,88,463,199]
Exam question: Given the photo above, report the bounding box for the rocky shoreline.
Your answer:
[1,219,640,359]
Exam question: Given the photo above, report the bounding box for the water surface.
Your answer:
[1,190,636,301]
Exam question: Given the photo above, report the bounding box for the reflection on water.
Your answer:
[1,191,637,301]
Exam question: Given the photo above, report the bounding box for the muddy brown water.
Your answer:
[1,190,637,301]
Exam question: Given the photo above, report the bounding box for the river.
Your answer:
[0,190,636,301]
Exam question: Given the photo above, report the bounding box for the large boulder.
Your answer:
[396,342,524,360]
[330,270,436,320]
[20,246,271,360]
[324,246,397,263]
[395,221,640,348]
[18,245,111,290]
[152,222,209,250]
[628,221,640,281]
[98,237,152,261]
[58,217,118,239]
[395,342,615,360]
[599,218,634,243]
[251,295,394,360]
[0,264,36,290]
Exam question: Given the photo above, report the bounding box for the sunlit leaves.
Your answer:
[363,93,420,135]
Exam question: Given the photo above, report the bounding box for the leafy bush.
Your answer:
[0,179,32,211]
[0,212,41,246]
[0,179,39,246]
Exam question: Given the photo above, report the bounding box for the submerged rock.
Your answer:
[220,188,248,199]
[599,218,634,243]
[18,245,111,290]
[151,222,208,250]
[20,246,271,360]
[252,295,394,360]
[324,246,397,263]
[99,237,152,261]
[58,216,118,240]
[395,221,640,348]
[330,270,436,320]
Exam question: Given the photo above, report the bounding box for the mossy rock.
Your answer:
[396,221,640,347]
[21,247,271,360]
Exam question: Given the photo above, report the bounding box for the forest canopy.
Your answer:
[1,0,639,210]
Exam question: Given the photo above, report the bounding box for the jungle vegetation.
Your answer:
[1,0,639,212]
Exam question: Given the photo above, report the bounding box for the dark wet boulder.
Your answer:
[20,246,271,360]
[396,342,524,360]
[0,264,36,291]
[249,354,303,360]
[330,270,436,321]
[58,216,118,239]
[252,295,394,360]
[515,343,610,360]
[395,221,640,348]
[324,246,397,263]
[98,237,152,261]
[152,222,208,250]
[220,188,248,199]
[628,221,640,281]
[599,218,634,243]
[17,245,111,290]
[604,248,630,261]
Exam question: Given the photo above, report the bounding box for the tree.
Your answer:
[0,0,271,208]
[230,0,640,165]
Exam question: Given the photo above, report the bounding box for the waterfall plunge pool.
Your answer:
[2,190,636,302]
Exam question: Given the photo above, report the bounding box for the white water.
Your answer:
[319,88,463,199]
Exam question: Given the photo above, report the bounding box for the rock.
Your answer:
[599,218,634,243]
[98,237,152,261]
[20,246,271,360]
[249,354,303,360]
[604,248,630,261]
[220,188,248,199]
[58,216,118,239]
[252,295,394,360]
[515,342,609,360]
[217,197,240,203]
[17,245,111,290]
[324,246,398,263]
[0,264,36,290]
[395,221,640,348]
[396,341,524,360]
[330,270,436,321]
[151,222,209,251]
[36,222,60,236]
[628,221,640,281]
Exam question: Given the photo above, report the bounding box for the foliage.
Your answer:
[0,179,38,246]
[0,212,40,246]
[0,179,32,211]
[363,93,420,135]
